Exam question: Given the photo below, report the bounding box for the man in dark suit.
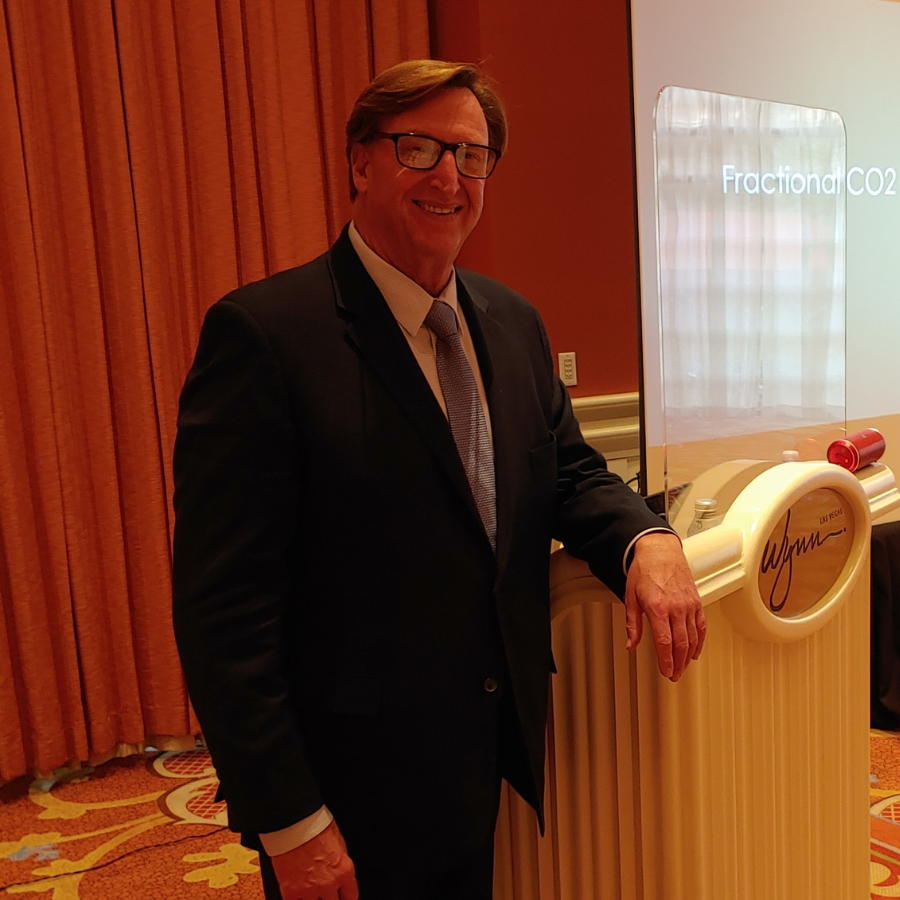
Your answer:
[172,60,705,900]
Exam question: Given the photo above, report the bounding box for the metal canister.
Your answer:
[687,498,723,536]
[826,428,885,472]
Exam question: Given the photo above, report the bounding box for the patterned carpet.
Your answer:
[3,738,900,898]
[0,749,262,898]
[871,730,900,897]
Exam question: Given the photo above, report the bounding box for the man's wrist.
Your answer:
[623,527,680,575]
[259,806,333,857]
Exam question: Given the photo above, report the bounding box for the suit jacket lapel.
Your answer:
[328,230,490,543]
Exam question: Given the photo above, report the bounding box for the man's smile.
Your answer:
[414,200,460,215]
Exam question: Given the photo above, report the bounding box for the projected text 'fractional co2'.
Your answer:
[722,164,897,197]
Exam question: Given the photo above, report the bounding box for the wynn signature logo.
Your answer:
[760,508,846,613]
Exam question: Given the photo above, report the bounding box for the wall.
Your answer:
[429,0,641,397]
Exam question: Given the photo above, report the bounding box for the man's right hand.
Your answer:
[269,820,359,900]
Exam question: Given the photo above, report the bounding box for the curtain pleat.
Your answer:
[371,0,431,74]
[3,0,140,771]
[0,4,86,779]
[0,0,428,783]
[308,0,372,242]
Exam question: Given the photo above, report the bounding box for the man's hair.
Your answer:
[345,59,508,201]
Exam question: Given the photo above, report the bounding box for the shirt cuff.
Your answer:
[259,806,334,857]
[623,527,680,575]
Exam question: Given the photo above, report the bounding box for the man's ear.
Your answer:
[350,143,370,195]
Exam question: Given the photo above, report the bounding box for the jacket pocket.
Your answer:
[527,434,557,474]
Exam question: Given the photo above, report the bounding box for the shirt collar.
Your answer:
[348,221,458,337]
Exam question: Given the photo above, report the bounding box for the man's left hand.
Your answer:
[623,532,706,681]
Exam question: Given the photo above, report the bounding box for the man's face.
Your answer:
[350,87,490,293]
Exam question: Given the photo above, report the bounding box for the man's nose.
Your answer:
[429,150,460,189]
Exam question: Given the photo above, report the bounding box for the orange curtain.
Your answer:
[0,0,428,783]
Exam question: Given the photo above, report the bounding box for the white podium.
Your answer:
[493,460,900,900]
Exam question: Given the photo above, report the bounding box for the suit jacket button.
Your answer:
[484,678,499,693]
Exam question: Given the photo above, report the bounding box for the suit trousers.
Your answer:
[257,831,496,900]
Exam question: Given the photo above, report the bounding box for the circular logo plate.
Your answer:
[757,487,854,617]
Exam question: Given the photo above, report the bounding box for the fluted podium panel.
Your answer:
[493,461,900,899]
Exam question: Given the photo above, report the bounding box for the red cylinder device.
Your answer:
[826,428,885,472]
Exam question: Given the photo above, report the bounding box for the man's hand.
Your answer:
[269,820,359,900]
[624,532,706,681]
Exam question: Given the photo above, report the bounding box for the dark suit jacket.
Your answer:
[172,227,668,871]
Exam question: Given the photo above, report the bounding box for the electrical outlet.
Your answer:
[559,351,578,386]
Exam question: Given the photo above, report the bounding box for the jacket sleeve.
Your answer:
[171,298,324,835]
[533,311,673,598]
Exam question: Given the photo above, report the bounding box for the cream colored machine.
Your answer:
[493,460,900,899]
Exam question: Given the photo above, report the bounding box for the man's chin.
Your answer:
[412,230,468,263]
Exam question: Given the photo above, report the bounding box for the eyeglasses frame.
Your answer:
[369,131,502,179]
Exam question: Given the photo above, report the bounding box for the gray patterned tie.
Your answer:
[425,300,497,550]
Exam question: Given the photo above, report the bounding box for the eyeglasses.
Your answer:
[371,132,501,179]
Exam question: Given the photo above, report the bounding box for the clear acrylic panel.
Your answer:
[654,87,847,523]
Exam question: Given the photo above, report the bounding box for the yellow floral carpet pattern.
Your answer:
[5,737,900,897]
[0,749,262,899]
[872,730,900,898]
